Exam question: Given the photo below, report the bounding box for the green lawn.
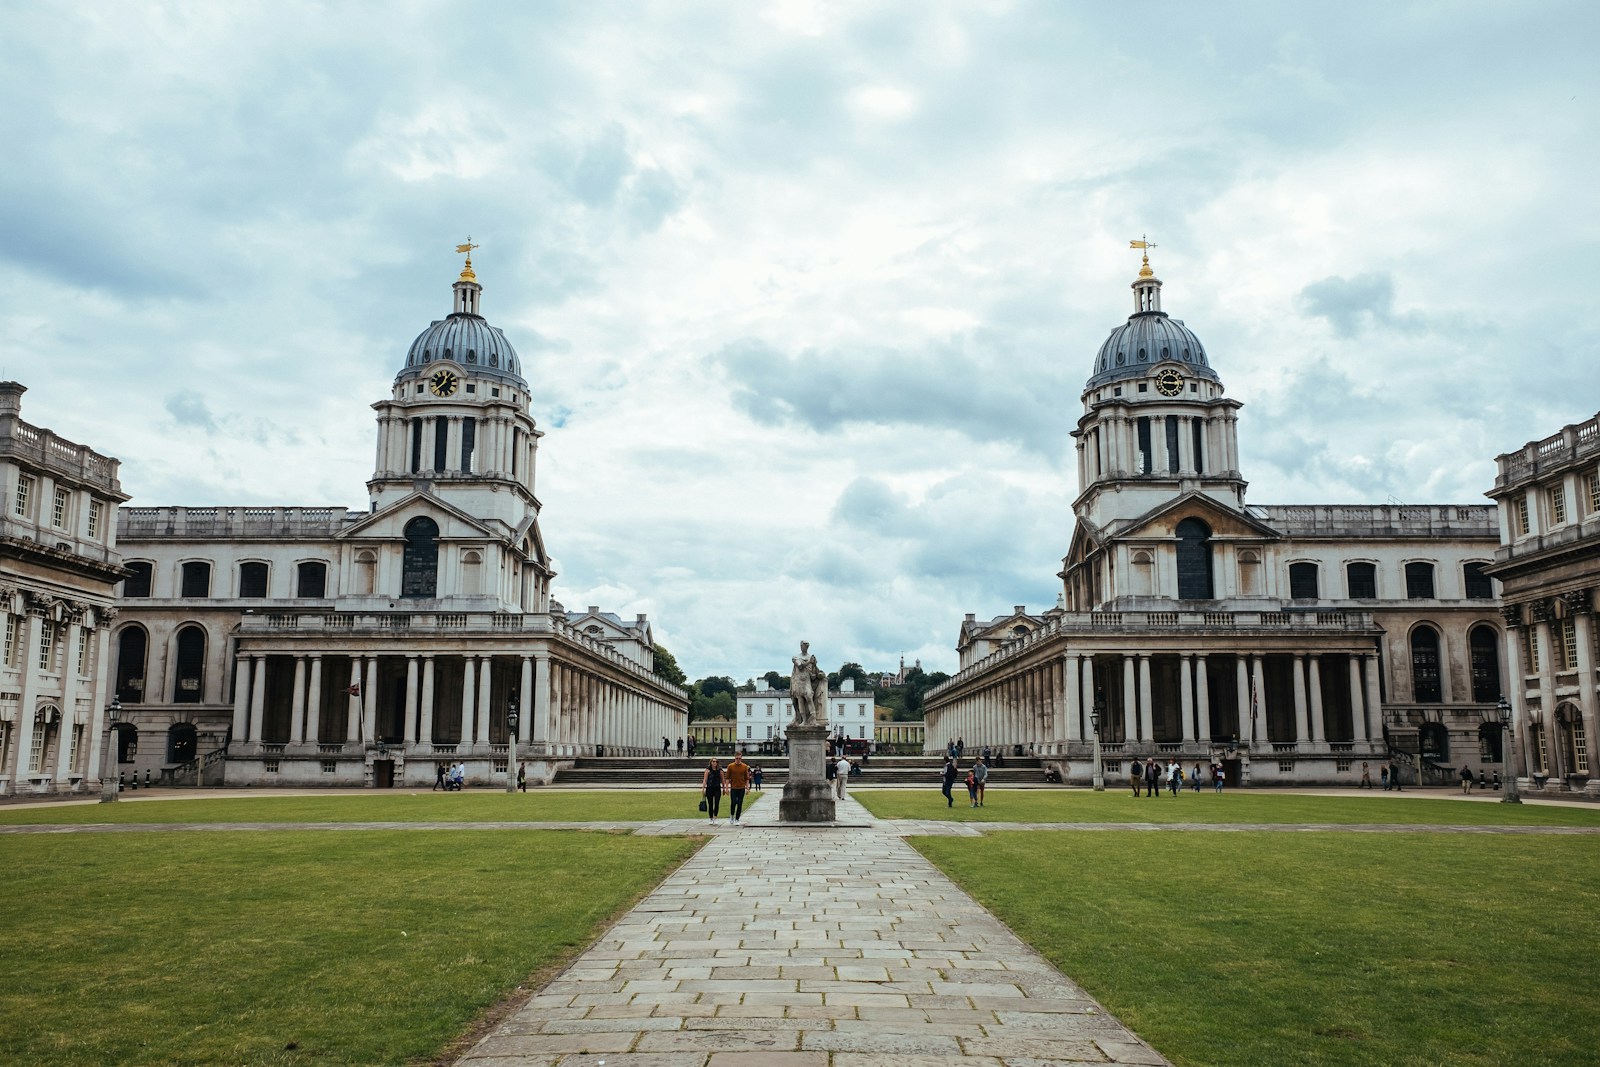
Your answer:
[915,831,1600,1067]
[0,829,699,1066]
[0,789,717,825]
[855,787,1600,826]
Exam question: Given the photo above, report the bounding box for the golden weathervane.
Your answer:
[1129,236,1157,278]
[455,238,479,282]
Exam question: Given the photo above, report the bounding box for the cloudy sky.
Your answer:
[3,2,1596,682]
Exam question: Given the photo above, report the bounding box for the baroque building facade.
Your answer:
[925,255,1507,787]
[1485,411,1600,796]
[109,256,687,788]
[0,382,128,795]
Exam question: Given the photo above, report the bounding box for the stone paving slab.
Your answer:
[456,792,1171,1066]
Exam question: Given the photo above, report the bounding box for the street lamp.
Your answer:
[99,697,122,803]
[504,694,521,795]
[1497,697,1521,805]
[1090,697,1105,792]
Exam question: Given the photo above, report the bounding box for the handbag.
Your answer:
[698,798,708,812]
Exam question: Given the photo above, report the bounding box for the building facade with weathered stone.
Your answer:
[925,255,1507,787]
[0,382,129,795]
[1485,411,1600,797]
[109,256,687,788]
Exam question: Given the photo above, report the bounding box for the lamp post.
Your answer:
[99,697,122,803]
[1090,698,1105,792]
[1498,697,1521,805]
[504,695,520,795]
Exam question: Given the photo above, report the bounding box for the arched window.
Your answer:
[115,627,147,703]
[180,561,211,598]
[1405,562,1436,600]
[122,561,153,598]
[1470,625,1501,703]
[1288,562,1320,599]
[297,561,328,599]
[167,723,198,764]
[238,561,269,598]
[1411,627,1442,702]
[173,625,206,703]
[1175,518,1214,600]
[1346,562,1377,599]
[1463,562,1494,600]
[401,517,440,598]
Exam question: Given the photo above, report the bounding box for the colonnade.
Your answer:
[1503,591,1599,784]
[1078,408,1241,485]
[926,649,1380,755]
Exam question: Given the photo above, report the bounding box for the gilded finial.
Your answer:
[1129,236,1157,278]
[455,239,480,282]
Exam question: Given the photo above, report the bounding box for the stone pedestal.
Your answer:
[780,723,836,823]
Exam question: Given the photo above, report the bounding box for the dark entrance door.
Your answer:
[373,759,395,788]
[1222,758,1243,789]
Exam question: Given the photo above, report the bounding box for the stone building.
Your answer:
[0,382,128,795]
[1485,411,1600,796]
[110,255,687,788]
[925,254,1506,786]
[736,677,876,747]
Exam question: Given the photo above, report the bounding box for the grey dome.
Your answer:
[401,313,527,387]
[1085,311,1219,391]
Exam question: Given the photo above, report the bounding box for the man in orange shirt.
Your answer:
[727,753,752,824]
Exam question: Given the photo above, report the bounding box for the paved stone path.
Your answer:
[457,791,1170,1067]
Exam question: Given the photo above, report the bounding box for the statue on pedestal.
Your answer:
[789,641,829,726]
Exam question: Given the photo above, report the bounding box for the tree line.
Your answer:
[652,646,950,723]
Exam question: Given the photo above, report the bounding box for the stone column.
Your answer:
[519,656,533,744]
[1308,655,1325,744]
[1534,618,1557,776]
[1122,655,1137,743]
[532,653,551,752]
[346,659,363,743]
[231,653,251,744]
[89,624,113,785]
[401,656,419,744]
[1292,655,1309,746]
[1363,653,1383,750]
[1348,656,1368,743]
[1180,655,1196,742]
[1195,655,1211,743]
[1252,657,1268,744]
[1081,658,1096,742]
[1235,657,1251,745]
[1137,655,1153,742]
[418,656,436,745]
[362,656,378,746]
[53,620,83,783]
[289,656,308,743]
[1063,655,1081,745]
[305,656,323,747]
[461,657,477,746]
[249,653,268,742]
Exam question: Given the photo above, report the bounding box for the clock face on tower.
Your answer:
[1155,368,1184,397]
[429,369,461,397]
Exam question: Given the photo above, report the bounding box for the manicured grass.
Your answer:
[0,829,699,1065]
[915,831,1600,1067]
[855,787,1600,826]
[0,789,720,825]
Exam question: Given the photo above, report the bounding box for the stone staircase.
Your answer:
[552,754,1057,789]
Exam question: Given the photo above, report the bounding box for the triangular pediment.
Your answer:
[338,491,506,543]
[1111,491,1282,542]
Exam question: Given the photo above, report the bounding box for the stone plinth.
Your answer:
[779,723,836,823]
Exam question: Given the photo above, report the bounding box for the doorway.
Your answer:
[372,759,395,788]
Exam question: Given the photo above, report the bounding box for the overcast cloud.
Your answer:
[2,1,1596,681]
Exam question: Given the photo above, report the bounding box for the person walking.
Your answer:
[1213,763,1225,793]
[956,737,965,758]
[1381,764,1390,790]
[727,753,751,823]
[677,737,685,757]
[752,764,764,791]
[941,757,958,807]
[662,736,670,756]
[972,756,989,807]
[1390,762,1404,791]
[1459,765,1474,794]
[1192,763,1204,792]
[517,762,527,792]
[1168,761,1182,796]
[433,763,447,791]
[965,765,978,806]
[834,754,851,799]
[701,758,724,824]
[687,736,697,759]
[1360,762,1374,789]
[1144,757,1160,798]
[1130,757,1144,797]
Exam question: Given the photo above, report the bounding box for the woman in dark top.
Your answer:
[702,759,724,824]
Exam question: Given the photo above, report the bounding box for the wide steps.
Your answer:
[553,755,1053,788]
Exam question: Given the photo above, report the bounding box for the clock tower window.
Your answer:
[1165,417,1180,474]
[1137,417,1152,474]
[433,418,449,473]
[461,417,476,473]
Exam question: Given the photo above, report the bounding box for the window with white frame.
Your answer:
[1589,472,1600,515]
[38,623,55,671]
[87,500,102,539]
[77,629,90,675]
[14,475,32,518]
[52,486,68,528]
[3,613,15,667]
[1561,618,1578,671]
[1515,495,1531,535]
[1525,626,1541,673]
[28,718,47,773]
[1550,485,1568,526]
[68,723,83,772]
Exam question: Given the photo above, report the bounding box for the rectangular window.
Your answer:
[1463,563,1493,600]
[264,759,280,773]
[433,418,449,473]
[3,614,14,667]
[123,562,153,598]
[1278,759,1294,773]
[52,486,68,528]
[1192,419,1205,474]
[38,623,55,671]
[180,561,211,598]
[1515,495,1531,535]
[1164,416,1180,474]
[28,719,47,773]
[1346,562,1377,599]
[1289,562,1320,599]
[68,724,84,773]
[1405,562,1436,599]
[461,417,476,472]
[1137,417,1152,474]
[321,759,338,774]
[1562,618,1579,671]
[409,417,423,473]
[77,629,90,675]
[1574,716,1591,774]
[1526,626,1541,674]
[1534,724,1548,773]
[87,500,102,539]
[1588,472,1600,515]
[14,475,32,517]
[238,562,269,598]
[1550,486,1568,526]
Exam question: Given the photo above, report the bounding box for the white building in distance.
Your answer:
[737,677,875,744]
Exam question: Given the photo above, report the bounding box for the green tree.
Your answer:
[652,645,688,688]
[761,670,789,691]
[697,676,738,700]
[828,662,872,690]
